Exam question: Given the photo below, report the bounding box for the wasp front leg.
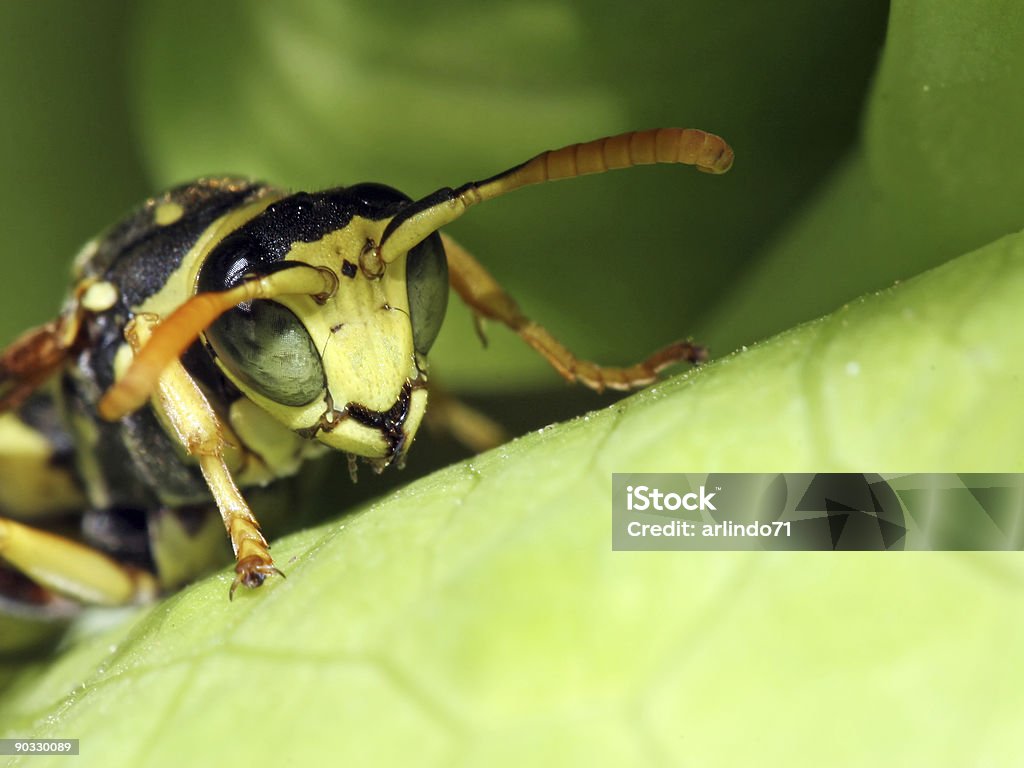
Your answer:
[123,314,281,597]
[441,234,706,392]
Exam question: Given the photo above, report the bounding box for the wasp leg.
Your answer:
[124,315,281,598]
[422,382,508,453]
[441,234,706,393]
[0,515,157,606]
[0,314,83,414]
[0,278,100,413]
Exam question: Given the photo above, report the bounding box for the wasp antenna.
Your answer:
[475,127,733,200]
[376,128,732,264]
[98,265,337,421]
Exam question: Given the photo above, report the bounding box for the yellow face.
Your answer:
[198,187,449,466]
[278,219,425,457]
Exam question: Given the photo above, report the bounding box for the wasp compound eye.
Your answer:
[205,299,325,406]
[198,234,325,406]
[406,233,448,355]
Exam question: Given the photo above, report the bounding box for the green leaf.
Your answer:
[2,229,1022,767]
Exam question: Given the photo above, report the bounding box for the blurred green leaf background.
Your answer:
[2,1,1023,766]
[0,0,890,390]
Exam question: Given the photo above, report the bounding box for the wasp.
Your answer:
[0,129,732,631]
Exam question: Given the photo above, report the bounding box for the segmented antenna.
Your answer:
[375,128,732,264]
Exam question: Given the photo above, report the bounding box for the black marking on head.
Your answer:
[341,260,357,278]
[347,382,412,457]
[201,184,414,286]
